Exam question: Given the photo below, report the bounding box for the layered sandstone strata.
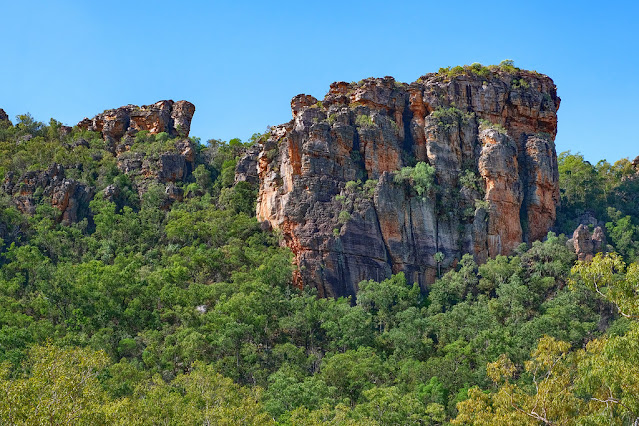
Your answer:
[247,66,561,297]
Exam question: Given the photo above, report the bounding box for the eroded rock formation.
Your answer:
[248,67,561,297]
[567,224,607,262]
[116,139,196,184]
[77,100,195,143]
[78,100,197,209]
[2,164,94,225]
[0,108,10,125]
[1,100,197,223]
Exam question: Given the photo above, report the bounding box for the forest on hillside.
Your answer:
[1,113,639,424]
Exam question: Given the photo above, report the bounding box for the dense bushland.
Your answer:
[0,114,638,424]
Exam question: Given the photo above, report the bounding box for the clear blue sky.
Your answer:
[1,0,637,163]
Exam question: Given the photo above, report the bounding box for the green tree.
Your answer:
[357,272,421,333]
[0,344,110,424]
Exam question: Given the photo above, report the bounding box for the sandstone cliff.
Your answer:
[248,65,561,297]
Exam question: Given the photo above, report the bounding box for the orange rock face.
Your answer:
[478,130,523,257]
[246,68,561,297]
[77,100,195,143]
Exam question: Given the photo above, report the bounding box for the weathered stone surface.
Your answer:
[478,129,523,259]
[0,108,11,125]
[2,164,94,225]
[568,224,607,262]
[524,135,560,241]
[161,183,184,210]
[116,139,196,184]
[171,101,196,138]
[250,67,561,297]
[235,144,261,185]
[77,100,195,143]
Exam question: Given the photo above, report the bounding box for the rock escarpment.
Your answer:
[248,66,561,297]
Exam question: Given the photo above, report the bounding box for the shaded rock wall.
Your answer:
[0,108,10,125]
[250,68,561,298]
[2,164,94,225]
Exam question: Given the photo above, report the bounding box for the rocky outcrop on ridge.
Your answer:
[2,164,94,225]
[77,100,195,144]
[567,224,607,262]
[248,65,561,297]
[116,139,196,184]
[78,100,197,207]
[0,100,197,223]
[0,109,10,125]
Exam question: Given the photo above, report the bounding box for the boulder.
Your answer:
[568,224,607,262]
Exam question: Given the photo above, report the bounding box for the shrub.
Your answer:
[248,131,271,144]
[431,107,474,130]
[363,179,377,197]
[438,63,491,79]
[459,170,480,191]
[355,114,376,129]
[511,78,530,90]
[345,180,362,192]
[469,63,491,78]
[478,118,508,135]
[394,162,436,197]
[338,210,351,224]
[475,199,490,211]
[498,59,518,73]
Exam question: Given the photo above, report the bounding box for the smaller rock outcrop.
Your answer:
[77,100,195,143]
[567,224,607,261]
[116,139,196,184]
[0,108,11,125]
[2,164,94,225]
[235,144,261,185]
